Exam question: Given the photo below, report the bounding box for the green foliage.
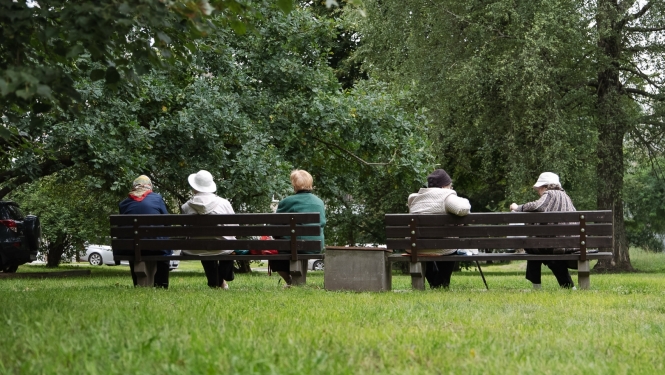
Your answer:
[356,1,665,269]
[2,2,431,247]
[9,174,120,266]
[0,0,302,145]
[623,160,665,252]
[357,0,599,212]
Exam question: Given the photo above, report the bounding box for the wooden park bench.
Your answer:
[110,213,324,287]
[386,210,614,290]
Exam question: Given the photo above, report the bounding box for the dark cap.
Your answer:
[427,169,452,188]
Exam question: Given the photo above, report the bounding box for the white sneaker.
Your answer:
[572,286,577,290]
[532,283,542,290]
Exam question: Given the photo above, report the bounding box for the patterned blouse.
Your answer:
[516,189,576,213]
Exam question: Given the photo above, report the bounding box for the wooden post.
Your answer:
[132,217,155,287]
[577,213,589,289]
[578,260,590,289]
[409,217,418,263]
[410,261,425,290]
[290,216,298,262]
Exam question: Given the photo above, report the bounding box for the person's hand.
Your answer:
[510,203,518,212]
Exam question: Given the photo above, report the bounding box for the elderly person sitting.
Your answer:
[510,172,577,289]
[181,170,236,289]
[118,175,171,289]
[270,169,326,287]
[408,169,471,289]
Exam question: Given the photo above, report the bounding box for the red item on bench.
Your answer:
[249,236,279,255]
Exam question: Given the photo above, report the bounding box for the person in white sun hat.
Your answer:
[510,172,577,290]
[181,170,236,289]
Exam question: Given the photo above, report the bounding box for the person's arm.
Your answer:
[444,194,471,216]
[516,192,550,212]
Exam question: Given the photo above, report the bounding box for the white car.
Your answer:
[81,245,180,270]
[308,259,324,271]
[81,245,116,266]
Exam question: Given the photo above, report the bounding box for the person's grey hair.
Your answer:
[545,184,562,190]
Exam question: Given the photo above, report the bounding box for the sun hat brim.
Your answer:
[188,173,216,193]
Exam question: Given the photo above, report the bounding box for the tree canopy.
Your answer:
[4,1,432,260]
[357,0,665,269]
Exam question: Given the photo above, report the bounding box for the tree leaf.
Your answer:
[276,0,294,14]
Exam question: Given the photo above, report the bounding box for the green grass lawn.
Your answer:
[1,250,664,374]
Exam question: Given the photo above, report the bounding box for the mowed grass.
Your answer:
[1,250,664,375]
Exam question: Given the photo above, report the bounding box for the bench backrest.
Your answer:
[385,210,613,262]
[110,212,322,261]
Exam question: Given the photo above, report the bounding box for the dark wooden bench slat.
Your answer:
[387,236,612,250]
[385,211,612,226]
[110,213,321,226]
[114,254,324,261]
[387,252,613,262]
[386,223,612,238]
[111,239,322,252]
[111,225,321,238]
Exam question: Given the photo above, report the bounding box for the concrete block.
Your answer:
[324,248,391,292]
[133,261,156,287]
[290,260,307,285]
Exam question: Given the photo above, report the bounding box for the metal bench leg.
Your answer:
[577,260,590,290]
[290,260,307,286]
[410,262,425,290]
[134,261,157,287]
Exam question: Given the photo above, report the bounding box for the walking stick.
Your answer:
[476,261,488,290]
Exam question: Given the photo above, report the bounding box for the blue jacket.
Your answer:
[119,192,169,215]
[118,192,171,255]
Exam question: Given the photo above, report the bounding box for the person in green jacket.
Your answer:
[270,169,326,287]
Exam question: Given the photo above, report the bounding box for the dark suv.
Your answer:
[0,201,41,273]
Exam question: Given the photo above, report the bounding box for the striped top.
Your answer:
[516,189,576,213]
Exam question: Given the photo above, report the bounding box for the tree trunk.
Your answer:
[46,234,68,268]
[594,0,633,271]
[234,260,252,273]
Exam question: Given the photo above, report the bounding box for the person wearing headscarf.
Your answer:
[407,169,471,289]
[118,175,171,288]
[181,170,236,289]
[510,172,577,289]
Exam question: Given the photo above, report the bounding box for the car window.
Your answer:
[0,205,9,219]
[7,204,25,220]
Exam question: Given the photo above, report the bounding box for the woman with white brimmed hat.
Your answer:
[181,170,236,289]
[510,172,577,289]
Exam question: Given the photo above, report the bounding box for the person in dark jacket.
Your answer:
[118,175,171,288]
[510,172,576,289]
[269,170,326,287]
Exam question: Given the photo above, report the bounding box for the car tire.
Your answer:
[312,260,324,271]
[88,253,103,266]
[23,215,42,251]
[2,264,19,273]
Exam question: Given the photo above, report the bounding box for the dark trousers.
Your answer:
[425,261,456,289]
[525,260,574,288]
[201,260,235,288]
[128,261,170,289]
